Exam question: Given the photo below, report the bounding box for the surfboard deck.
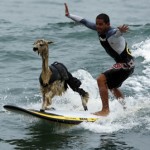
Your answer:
[3,105,101,125]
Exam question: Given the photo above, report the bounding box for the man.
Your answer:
[64,3,134,116]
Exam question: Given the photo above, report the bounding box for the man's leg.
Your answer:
[93,74,110,116]
[111,88,126,109]
[111,88,124,99]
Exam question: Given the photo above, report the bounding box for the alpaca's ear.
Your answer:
[48,41,53,44]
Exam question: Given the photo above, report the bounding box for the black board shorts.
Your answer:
[103,64,134,89]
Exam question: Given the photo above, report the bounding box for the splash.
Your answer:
[24,65,150,133]
[133,38,150,64]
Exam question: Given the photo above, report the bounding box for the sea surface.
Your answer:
[0,0,150,149]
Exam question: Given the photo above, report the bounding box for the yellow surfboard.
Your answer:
[4,105,100,125]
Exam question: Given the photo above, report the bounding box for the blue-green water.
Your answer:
[0,0,150,149]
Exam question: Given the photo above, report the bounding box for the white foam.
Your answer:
[133,38,150,64]
[25,68,150,133]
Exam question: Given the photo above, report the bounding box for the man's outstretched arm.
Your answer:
[64,3,97,30]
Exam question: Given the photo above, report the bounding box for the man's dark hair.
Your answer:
[96,13,110,23]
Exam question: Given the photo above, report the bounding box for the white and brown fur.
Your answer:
[33,39,89,111]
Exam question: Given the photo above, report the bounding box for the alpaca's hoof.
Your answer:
[83,106,88,111]
[40,109,45,112]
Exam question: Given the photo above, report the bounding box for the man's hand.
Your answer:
[118,25,129,33]
[64,3,69,16]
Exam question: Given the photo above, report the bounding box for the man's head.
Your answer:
[96,13,110,33]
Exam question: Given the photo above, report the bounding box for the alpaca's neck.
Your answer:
[41,54,52,84]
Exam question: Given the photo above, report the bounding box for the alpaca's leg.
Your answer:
[41,94,46,111]
[66,72,89,111]
[41,92,53,111]
[78,88,89,111]
[45,91,54,109]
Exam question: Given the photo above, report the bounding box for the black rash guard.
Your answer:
[67,14,134,66]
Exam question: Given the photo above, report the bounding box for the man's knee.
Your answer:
[97,74,107,87]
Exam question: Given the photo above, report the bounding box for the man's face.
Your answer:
[96,19,110,34]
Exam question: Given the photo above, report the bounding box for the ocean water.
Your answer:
[0,0,150,149]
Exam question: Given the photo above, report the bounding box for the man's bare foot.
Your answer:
[93,110,110,116]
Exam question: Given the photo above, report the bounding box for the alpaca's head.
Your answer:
[33,39,53,57]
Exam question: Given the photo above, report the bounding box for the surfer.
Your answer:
[64,3,135,116]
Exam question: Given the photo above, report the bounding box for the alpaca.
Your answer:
[33,39,89,111]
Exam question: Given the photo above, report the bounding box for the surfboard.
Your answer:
[3,105,101,125]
